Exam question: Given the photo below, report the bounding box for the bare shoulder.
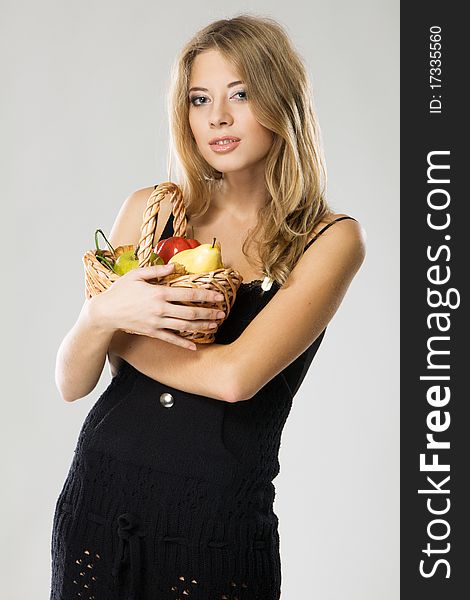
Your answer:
[284,211,367,293]
[108,185,173,250]
[307,212,367,261]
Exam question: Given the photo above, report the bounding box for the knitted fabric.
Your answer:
[50,213,356,600]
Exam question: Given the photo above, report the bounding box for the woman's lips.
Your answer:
[209,140,241,153]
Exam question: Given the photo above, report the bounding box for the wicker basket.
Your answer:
[83,181,243,343]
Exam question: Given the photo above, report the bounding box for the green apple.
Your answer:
[113,250,139,275]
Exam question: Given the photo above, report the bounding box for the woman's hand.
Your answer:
[89,263,226,350]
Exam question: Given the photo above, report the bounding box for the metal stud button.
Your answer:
[159,392,174,408]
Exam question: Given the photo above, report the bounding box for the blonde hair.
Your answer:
[166,13,334,287]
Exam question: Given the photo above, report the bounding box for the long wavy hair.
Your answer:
[166,14,334,287]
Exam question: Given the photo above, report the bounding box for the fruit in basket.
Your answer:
[168,238,224,274]
[154,236,200,264]
[113,245,139,276]
[149,251,165,266]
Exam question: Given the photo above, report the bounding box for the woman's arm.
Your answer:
[55,297,116,402]
[55,185,159,402]
[228,218,367,401]
[109,331,236,402]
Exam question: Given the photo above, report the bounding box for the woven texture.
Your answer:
[51,212,357,599]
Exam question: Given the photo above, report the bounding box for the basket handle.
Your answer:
[136,182,188,268]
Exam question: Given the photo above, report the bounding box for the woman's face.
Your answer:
[188,49,274,175]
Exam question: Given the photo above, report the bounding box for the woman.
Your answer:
[52,14,366,600]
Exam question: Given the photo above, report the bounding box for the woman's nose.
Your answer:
[209,100,233,127]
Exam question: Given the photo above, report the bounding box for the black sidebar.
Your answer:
[401,4,468,599]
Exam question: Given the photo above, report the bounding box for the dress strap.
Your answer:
[304,216,357,253]
[151,182,175,241]
[152,184,176,243]
[159,212,174,242]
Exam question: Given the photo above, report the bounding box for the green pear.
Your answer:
[113,249,139,275]
[168,239,223,274]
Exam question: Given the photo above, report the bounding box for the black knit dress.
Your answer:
[50,210,356,600]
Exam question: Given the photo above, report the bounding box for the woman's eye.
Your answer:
[233,90,247,100]
[189,96,207,106]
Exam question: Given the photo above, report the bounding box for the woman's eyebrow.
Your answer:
[188,80,244,93]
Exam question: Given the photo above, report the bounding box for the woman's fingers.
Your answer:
[160,284,225,305]
[162,316,219,333]
[161,300,225,322]
[154,329,198,351]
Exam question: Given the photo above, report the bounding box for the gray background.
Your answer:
[3,1,399,598]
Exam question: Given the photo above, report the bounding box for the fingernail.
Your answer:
[215,294,224,300]
[217,311,225,318]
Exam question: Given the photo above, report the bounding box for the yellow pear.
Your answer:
[168,239,224,274]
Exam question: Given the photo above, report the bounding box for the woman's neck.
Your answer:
[211,173,270,220]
